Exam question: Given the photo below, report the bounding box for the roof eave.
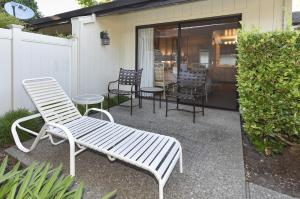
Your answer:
[30,0,197,29]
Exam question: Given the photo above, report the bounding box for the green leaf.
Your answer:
[101,189,117,199]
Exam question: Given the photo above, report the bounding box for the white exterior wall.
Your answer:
[118,0,292,67]
[72,15,121,96]
[0,25,76,114]
[73,0,292,96]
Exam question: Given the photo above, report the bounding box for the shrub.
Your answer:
[237,30,300,155]
[0,109,43,147]
[0,156,117,198]
[0,12,24,29]
[0,156,84,198]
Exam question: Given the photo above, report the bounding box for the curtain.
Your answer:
[138,28,154,96]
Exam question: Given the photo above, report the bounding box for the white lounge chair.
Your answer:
[11,77,183,199]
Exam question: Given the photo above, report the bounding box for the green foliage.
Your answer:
[237,30,300,154]
[0,0,41,18]
[77,96,129,115]
[0,12,23,29]
[0,156,84,198]
[0,109,43,147]
[77,0,113,8]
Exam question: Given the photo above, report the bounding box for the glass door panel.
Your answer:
[153,25,178,90]
[180,22,238,110]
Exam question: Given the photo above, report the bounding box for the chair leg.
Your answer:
[107,93,110,112]
[165,96,168,117]
[117,94,120,105]
[176,98,179,110]
[159,181,164,199]
[193,99,196,123]
[138,91,141,108]
[202,95,205,116]
[130,94,133,116]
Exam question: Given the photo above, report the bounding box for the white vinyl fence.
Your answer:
[0,25,78,115]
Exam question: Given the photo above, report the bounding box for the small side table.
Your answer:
[72,94,104,115]
[140,87,164,113]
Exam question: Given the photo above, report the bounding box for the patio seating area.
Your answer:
[6,99,296,199]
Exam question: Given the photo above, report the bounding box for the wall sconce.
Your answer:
[100,31,110,45]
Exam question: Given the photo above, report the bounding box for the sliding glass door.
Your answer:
[179,21,238,110]
[137,16,240,110]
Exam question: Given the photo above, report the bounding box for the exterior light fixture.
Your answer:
[100,31,110,45]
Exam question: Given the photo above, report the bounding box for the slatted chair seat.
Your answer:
[108,89,132,95]
[11,77,182,199]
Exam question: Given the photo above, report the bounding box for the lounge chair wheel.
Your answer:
[107,155,116,161]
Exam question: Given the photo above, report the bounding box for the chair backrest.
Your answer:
[23,77,82,125]
[178,69,207,88]
[154,63,165,82]
[118,68,143,86]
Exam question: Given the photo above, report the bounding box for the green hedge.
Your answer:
[237,30,300,154]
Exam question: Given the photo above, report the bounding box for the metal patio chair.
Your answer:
[165,69,207,123]
[107,68,143,115]
[12,77,182,199]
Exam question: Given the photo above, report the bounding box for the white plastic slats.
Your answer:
[118,132,149,156]
[79,123,118,143]
[94,126,133,147]
[136,136,166,163]
[125,133,157,160]
[102,128,135,150]
[33,92,65,101]
[72,121,107,139]
[49,112,81,125]
[141,137,169,165]
[157,143,180,178]
[31,90,65,100]
[110,131,141,154]
[40,101,74,112]
[129,134,160,160]
[24,78,57,86]
[43,105,75,118]
[148,139,174,170]
[88,125,125,146]
[26,84,61,93]
[23,78,81,124]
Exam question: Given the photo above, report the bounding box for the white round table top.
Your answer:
[140,87,164,93]
[72,94,104,105]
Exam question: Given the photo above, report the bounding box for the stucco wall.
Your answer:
[73,0,292,96]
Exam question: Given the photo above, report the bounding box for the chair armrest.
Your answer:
[11,113,45,153]
[108,80,119,91]
[84,108,114,123]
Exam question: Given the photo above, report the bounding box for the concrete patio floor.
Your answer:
[6,100,296,199]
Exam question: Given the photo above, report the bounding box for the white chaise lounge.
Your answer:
[11,77,182,199]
